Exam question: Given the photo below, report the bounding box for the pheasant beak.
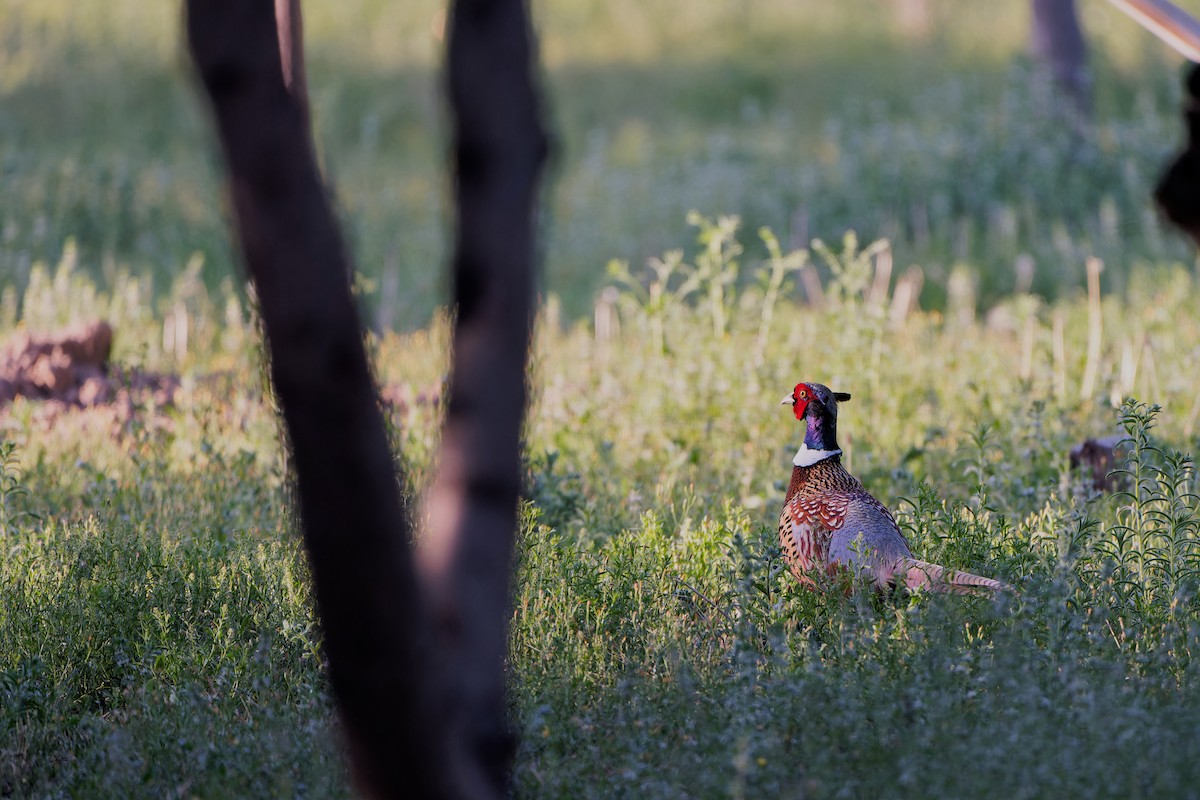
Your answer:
[780,394,795,406]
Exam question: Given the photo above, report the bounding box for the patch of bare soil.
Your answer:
[0,321,180,429]
[0,320,440,433]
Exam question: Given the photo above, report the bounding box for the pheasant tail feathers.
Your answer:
[900,559,1010,596]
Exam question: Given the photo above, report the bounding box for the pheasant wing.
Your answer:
[778,492,850,588]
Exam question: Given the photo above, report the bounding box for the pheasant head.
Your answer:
[780,382,852,467]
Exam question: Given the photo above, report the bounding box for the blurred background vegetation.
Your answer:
[2,0,1195,331]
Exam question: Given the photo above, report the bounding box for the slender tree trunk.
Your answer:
[420,0,549,793]
[184,2,452,797]
[1030,0,1091,115]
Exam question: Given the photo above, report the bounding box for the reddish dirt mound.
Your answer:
[0,321,439,430]
[0,321,180,415]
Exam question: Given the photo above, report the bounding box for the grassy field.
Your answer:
[5,0,1200,797]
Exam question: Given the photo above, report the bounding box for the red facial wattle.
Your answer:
[791,382,813,420]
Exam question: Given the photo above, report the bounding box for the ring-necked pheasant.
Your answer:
[778,381,1007,595]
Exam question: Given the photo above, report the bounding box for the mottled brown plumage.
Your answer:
[778,382,1007,595]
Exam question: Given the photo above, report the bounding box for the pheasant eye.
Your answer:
[798,390,807,399]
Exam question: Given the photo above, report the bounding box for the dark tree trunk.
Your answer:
[184,2,451,797]
[420,0,549,793]
[1030,0,1091,114]
[186,0,547,797]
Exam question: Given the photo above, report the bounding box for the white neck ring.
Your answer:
[793,443,841,467]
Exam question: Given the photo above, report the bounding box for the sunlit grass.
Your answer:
[4,215,1200,794]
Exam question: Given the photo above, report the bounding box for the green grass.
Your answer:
[6,0,1200,796]
[6,223,1200,795]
